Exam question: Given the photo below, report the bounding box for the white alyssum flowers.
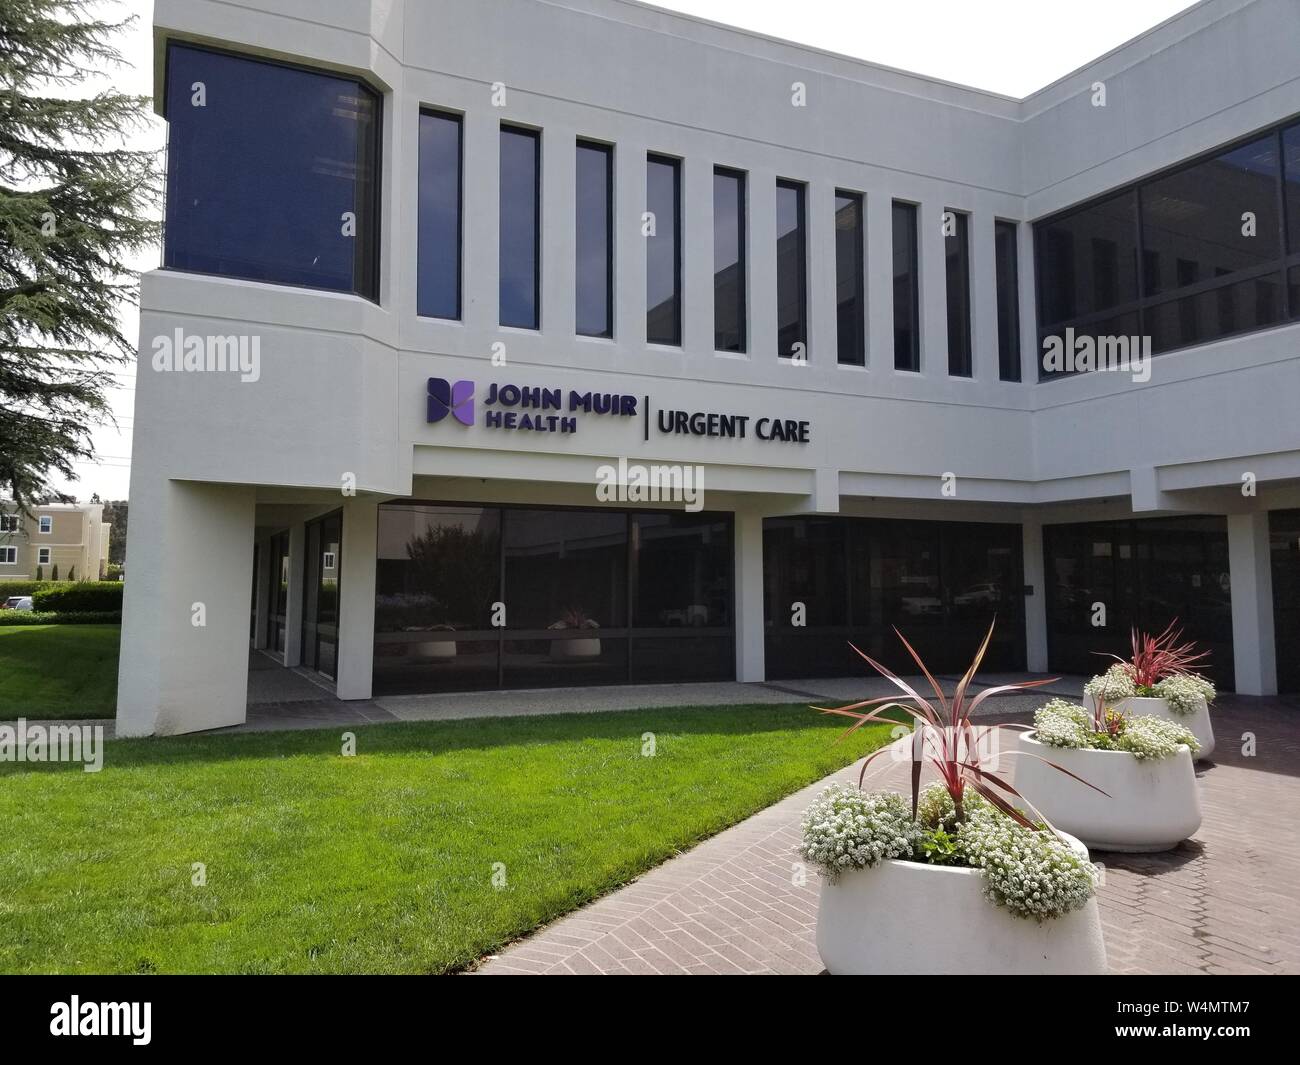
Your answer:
[1084,662,1137,703]
[800,781,1098,921]
[1033,698,1092,749]
[798,784,922,881]
[1153,672,1216,715]
[1119,715,1200,759]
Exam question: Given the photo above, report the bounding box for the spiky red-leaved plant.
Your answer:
[817,620,1105,830]
[1110,620,1210,688]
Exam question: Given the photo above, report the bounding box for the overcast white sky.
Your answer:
[61,0,1198,501]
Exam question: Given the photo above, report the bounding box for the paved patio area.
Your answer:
[475,695,1300,975]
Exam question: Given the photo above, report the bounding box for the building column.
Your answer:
[116,480,256,736]
[335,497,378,700]
[1228,511,1278,696]
[1022,519,1049,673]
[734,508,766,682]
[284,522,306,668]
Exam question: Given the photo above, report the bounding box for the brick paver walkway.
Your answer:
[476,695,1300,974]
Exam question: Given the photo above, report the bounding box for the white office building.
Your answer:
[118,0,1300,735]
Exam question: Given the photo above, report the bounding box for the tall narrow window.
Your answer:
[417,110,462,320]
[892,202,920,371]
[835,190,865,366]
[995,221,1022,381]
[646,154,682,345]
[713,167,746,352]
[576,140,613,338]
[945,210,972,377]
[499,126,540,329]
[776,179,807,359]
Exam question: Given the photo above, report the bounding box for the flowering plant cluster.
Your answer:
[800,782,1099,921]
[1035,698,1199,760]
[1083,662,1138,703]
[1153,672,1216,715]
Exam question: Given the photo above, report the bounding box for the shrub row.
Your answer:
[1,579,123,599]
[30,581,124,613]
[0,611,122,627]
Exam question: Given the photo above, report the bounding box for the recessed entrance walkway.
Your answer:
[475,695,1300,975]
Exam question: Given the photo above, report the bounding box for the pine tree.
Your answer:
[0,0,159,507]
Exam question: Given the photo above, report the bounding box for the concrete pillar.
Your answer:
[252,531,272,651]
[734,509,766,682]
[336,498,378,700]
[1022,519,1049,673]
[1228,511,1278,695]
[117,480,256,736]
[285,521,306,667]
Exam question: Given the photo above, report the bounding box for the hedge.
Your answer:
[30,582,124,613]
[0,611,122,627]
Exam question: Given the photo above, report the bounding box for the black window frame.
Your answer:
[645,153,683,347]
[713,165,748,353]
[835,189,866,366]
[1035,115,1300,380]
[892,200,921,372]
[416,107,464,321]
[995,219,1022,382]
[575,138,614,339]
[499,123,542,330]
[776,178,808,361]
[161,41,383,303]
[944,208,973,377]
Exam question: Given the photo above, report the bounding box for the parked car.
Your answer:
[3,596,34,611]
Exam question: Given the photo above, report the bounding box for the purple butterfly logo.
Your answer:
[427,378,474,426]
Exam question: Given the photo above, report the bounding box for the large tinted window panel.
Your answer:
[1270,509,1300,692]
[417,111,462,319]
[373,505,502,694]
[164,44,379,297]
[892,202,920,371]
[1036,190,1137,326]
[502,509,627,688]
[576,141,613,338]
[945,210,972,376]
[646,155,681,345]
[776,180,807,359]
[713,168,746,352]
[1148,273,1281,353]
[500,126,540,329]
[1285,124,1300,254]
[835,191,865,366]
[1140,135,1280,299]
[995,220,1022,381]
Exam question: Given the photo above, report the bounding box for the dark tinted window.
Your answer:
[646,154,681,345]
[776,180,807,360]
[945,210,972,376]
[1140,135,1280,299]
[713,168,746,352]
[1285,124,1300,253]
[417,110,462,319]
[500,126,540,329]
[1037,190,1138,327]
[995,220,1021,381]
[164,43,379,298]
[576,141,613,338]
[892,202,920,371]
[835,191,865,366]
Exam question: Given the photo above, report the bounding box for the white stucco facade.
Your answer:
[118,0,1300,735]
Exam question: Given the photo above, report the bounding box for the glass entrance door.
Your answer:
[302,512,342,679]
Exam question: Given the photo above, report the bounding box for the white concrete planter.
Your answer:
[549,637,601,660]
[1013,733,1201,852]
[413,640,457,659]
[815,832,1107,975]
[1084,691,1215,760]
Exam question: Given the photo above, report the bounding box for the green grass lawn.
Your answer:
[0,624,120,720]
[0,703,894,974]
